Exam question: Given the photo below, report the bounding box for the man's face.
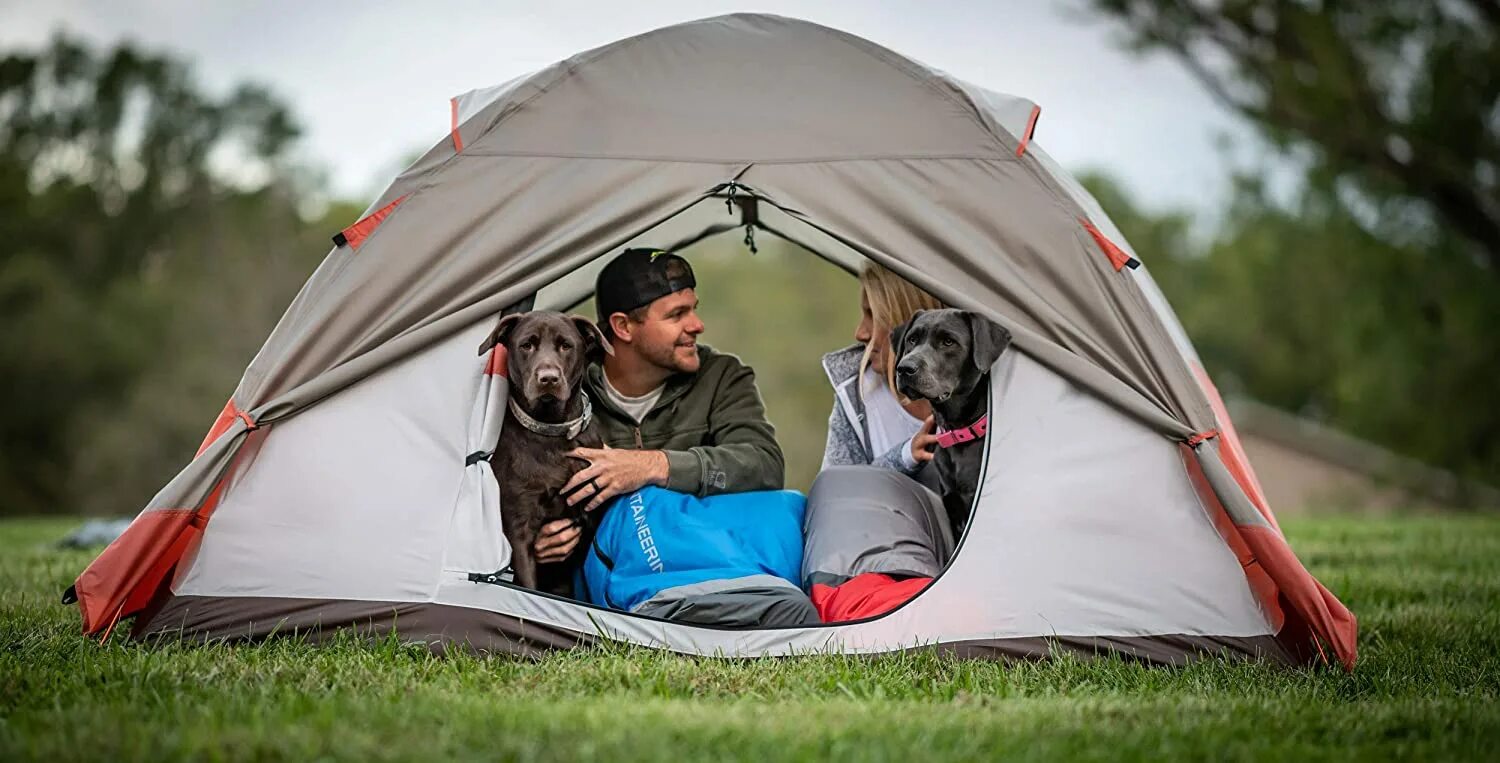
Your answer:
[627,288,704,373]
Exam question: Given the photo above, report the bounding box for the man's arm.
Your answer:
[664,360,784,496]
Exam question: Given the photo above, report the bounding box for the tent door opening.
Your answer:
[457,182,992,630]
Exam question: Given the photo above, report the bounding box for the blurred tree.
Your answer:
[1082,171,1500,495]
[1089,0,1500,492]
[1091,0,1500,268]
[0,35,321,515]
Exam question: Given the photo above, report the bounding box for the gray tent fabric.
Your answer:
[74,12,1357,669]
[185,13,1203,515]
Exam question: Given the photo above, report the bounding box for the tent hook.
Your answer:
[723,181,739,215]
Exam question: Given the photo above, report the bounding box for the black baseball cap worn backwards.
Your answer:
[595,247,697,324]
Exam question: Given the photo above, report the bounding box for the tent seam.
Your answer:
[452,151,1011,164]
[1122,263,1219,437]
[1065,226,1185,427]
[1011,147,1219,435]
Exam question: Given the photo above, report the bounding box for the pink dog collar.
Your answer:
[935,414,988,448]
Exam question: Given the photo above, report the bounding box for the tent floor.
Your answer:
[134,594,1296,666]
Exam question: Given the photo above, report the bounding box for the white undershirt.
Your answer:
[861,367,924,465]
[601,373,665,424]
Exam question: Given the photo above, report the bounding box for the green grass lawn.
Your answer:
[2,515,1498,761]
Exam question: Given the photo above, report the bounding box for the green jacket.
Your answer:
[584,345,785,496]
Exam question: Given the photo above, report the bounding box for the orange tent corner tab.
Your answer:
[450,97,465,153]
[1081,218,1140,271]
[333,195,408,250]
[1015,104,1041,157]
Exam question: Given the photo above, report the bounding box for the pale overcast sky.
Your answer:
[1,0,1260,211]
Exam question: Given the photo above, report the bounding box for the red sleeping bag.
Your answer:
[810,572,933,622]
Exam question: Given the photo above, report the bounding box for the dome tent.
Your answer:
[69,13,1356,668]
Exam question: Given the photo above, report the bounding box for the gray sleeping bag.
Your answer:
[801,465,956,589]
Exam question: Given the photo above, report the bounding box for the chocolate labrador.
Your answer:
[482,311,610,594]
[891,308,1011,538]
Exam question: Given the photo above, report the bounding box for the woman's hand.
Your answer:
[910,415,939,463]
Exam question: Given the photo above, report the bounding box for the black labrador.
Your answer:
[482,311,610,594]
[891,308,1011,538]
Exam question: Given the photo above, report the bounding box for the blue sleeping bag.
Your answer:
[582,486,817,626]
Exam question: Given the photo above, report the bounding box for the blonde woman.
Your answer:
[820,262,944,485]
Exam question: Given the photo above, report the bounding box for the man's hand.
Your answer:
[533,519,581,563]
[562,447,670,512]
[910,416,939,464]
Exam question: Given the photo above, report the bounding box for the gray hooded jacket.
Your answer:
[819,345,937,489]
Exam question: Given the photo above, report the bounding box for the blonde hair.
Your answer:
[858,262,943,398]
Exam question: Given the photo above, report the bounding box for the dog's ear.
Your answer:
[889,311,922,362]
[570,315,613,362]
[965,311,1012,372]
[478,313,525,355]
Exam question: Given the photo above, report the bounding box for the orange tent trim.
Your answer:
[333,195,408,251]
[450,97,465,153]
[1015,104,1040,157]
[75,396,257,636]
[1080,218,1140,271]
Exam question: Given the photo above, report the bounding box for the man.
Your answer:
[533,247,785,564]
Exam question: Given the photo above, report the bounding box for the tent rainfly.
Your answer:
[68,13,1356,669]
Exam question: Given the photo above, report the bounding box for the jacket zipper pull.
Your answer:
[634,427,643,448]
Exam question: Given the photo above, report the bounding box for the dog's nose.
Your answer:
[536,368,562,387]
[896,359,917,377]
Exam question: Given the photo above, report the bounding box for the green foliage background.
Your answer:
[0,37,355,516]
[1087,0,1500,497]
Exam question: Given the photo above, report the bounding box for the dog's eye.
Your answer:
[941,338,956,347]
[558,342,574,352]
[907,336,918,345]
